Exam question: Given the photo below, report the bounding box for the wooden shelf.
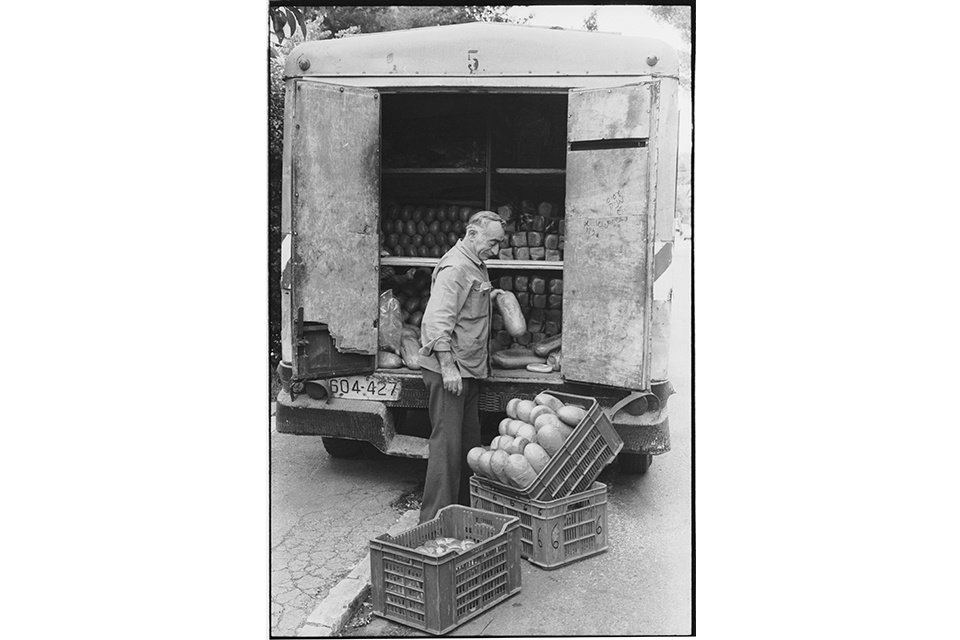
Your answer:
[494,168,565,175]
[380,257,439,268]
[488,368,563,381]
[381,257,563,270]
[486,260,563,270]
[382,167,484,174]
[381,167,563,175]
[373,366,561,383]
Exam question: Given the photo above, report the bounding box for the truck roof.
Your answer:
[283,21,678,81]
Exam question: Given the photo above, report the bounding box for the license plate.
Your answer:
[328,376,400,401]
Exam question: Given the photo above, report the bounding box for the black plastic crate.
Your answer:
[470,477,608,569]
[475,389,623,501]
[369,505,521,635]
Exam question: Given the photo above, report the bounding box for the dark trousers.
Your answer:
[419,368,481,523]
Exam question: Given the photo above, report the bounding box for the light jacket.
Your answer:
[418,240,493,378]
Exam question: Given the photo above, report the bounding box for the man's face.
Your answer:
[469,222,506,260]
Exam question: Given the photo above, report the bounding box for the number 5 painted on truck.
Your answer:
[467,49,479,73]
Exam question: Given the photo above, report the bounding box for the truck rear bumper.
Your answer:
[614,416,670,455]
[275,390,429,457]
[276,375,673,457]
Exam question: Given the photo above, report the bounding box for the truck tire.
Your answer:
[618,452,652,475]
[321,437,362,458]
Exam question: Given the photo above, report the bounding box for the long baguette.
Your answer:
[532,333,562,357]
[492,349,546,370]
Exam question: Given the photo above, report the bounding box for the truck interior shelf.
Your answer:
[382,167,486,174]
[380,90,568,363]
[493,168,566,175]
[373,365,560,382]
[483,368,563,382]
[486,260,563,270]
[382,167,565,175]
[381,257,563,271]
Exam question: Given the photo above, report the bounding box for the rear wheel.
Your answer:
[321,437,362,458]
[618,452,653,475]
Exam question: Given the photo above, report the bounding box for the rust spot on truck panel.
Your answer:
[623,91,642,132]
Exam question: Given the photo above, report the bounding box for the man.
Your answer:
[417,210,506,523]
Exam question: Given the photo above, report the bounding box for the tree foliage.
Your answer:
[648,6,691,45]
[647,7,692,225]
[647,6,692,91]
[268,6,307,58]
[676,51,691,92]
[583,9,598,32]
[301,6,528,36]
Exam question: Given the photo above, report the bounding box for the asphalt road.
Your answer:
[272,238,693,637]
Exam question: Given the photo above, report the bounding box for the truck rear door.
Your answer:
[563,83,657,391]
[287,80,381,379]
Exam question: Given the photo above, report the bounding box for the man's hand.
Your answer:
[437,351,462,396]
[491,288,503,303]
[441,363,463,396]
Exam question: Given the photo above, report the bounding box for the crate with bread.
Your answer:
[467,389,622,569]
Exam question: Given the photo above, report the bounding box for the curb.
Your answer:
[297,508,420,637]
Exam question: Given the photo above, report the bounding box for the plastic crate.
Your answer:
[470,477,608,570]
[369,505,521,635]
[476,389,624,502]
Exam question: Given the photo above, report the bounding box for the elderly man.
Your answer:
[417,210,506,523]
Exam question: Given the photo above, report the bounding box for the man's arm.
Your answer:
[419,266,468,396]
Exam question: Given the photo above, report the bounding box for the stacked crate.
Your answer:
[470,390,624,569]
[469,479,608,570]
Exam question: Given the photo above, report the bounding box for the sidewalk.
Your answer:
[270,430,426,637]
[297,509,421,637]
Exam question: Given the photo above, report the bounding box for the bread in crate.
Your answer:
[369,505,522,635]
[468,390,623,502]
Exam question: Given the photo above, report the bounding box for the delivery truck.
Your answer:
[275,22,681,474]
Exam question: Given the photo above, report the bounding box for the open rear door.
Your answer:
[563,83,656,390]
[288,81,381,379]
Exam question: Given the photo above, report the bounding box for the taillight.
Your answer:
[304,381,328,401]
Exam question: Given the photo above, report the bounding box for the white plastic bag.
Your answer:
[379,290,403,354]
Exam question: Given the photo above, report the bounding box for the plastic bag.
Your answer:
[379,290,403,354]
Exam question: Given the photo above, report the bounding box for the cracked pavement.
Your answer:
[271,430,426,637]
